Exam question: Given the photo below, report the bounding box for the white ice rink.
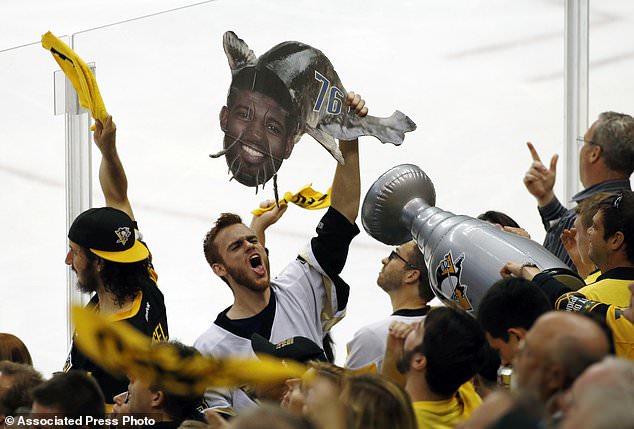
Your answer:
[2,0,634,378]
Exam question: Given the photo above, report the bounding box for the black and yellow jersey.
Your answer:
[63,264,168,404]
[575,267,634,307]
[556,292,634,360]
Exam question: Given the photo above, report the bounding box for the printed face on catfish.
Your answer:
[220,89,295,187]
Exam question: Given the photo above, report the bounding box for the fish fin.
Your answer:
[306,126,345,165]
[392,110,417,133]
[223,31,257,71]
[328,110,417,146]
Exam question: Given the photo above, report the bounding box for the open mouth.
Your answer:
[249,254,266,276]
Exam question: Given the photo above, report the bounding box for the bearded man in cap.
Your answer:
[63,116,168,408]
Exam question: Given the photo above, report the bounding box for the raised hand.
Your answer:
[250,199,289,247]
[523,142,558,207]
[346,91,368,117]
[561,228,595,278]
[93,115,117,156]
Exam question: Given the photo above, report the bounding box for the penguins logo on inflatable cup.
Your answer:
[435,251,473,312]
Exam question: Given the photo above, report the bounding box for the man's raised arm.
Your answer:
[329,92,368,224]
[93,116,134,220]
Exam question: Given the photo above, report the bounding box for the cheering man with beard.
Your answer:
[385,307,486,428]
[195,93,367,413]
[63,116,168,408]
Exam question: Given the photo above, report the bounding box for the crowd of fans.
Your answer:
[1,96,634,429]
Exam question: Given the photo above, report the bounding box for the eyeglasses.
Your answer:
[576,137,603,149]
[388,250,419,270]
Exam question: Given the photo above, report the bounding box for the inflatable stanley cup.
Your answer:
[362,164,583,313]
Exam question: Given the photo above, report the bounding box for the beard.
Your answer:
[377,273,398,293]
[75,264,101,295]
[224,257,271,292]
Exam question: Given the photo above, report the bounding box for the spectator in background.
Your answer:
[31,371,105,428]
[561,357,634,429]
[281,361,345,417]
[502,191,634,308]
[200,335,332,421]
[250,334,327,406]
[477,278,551,366]
[523,111,634,269]
[551,282,634,360]
[0,361,43,422]
[477,211,520,228]
[0,333,32,366]
[472,344,501,398]
[227,404,316,429]
[561,388,634,429]
[300,372,417,429]
[477,211,530,238]
[342,374,417,429]
[345,240,438,373]
[560,192,611,281]
[513,311,610,421]
[114,343,206,429]
[386,307,486,428]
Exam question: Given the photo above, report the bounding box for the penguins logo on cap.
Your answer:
[114,227,132,247]
[435,250,473,312]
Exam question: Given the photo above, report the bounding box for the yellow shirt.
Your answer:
[584,270,601,285]
[576,268,634,307]
[412,382,481,429]
[608,306,634,360]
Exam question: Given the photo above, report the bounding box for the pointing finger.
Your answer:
[527,142,542,162]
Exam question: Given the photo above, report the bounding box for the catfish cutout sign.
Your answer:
[211,31,417,190]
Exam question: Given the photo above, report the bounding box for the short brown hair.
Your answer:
[0,361,43,415]
[0,333,32,366]
[343,374,417,429]
[575,192,613,230]
[409,244,434,302]
[203,213,243,266]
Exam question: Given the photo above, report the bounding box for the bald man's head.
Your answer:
[513,311,610,404]
[564,357,634,415]
[561,358,634,429]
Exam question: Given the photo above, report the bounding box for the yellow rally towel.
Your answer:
[72,306,306,396]
[41,31,108,124]
[252,184,331,216]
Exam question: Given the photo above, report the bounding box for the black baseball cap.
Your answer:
[251,334,327,363]
[68,207,149,263]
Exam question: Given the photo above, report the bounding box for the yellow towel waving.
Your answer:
[72,306,306,396]
[252,184,331,216]
[41,31,108,124]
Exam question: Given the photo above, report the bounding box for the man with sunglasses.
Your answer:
[345,240,440,373]
[524,112,634,270]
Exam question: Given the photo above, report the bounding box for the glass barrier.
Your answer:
[589,0,634,137]
[0,41,68,374]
